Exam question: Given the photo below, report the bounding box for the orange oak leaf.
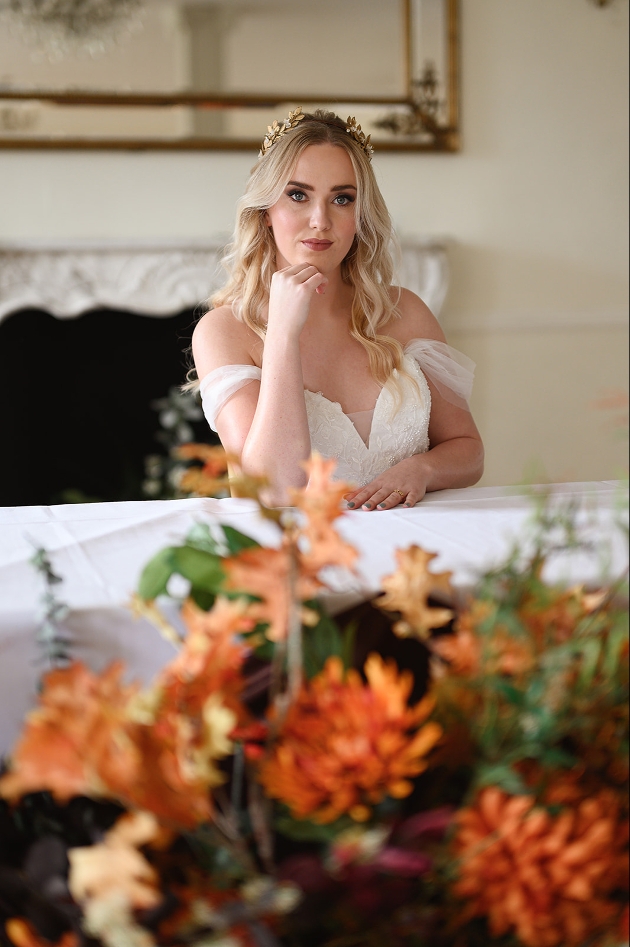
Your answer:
[376,546,454,640]
[289,453,358,575]
[223,544,320,643]
[0,662,139,804]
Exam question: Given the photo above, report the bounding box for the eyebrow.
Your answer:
[287,180,357,192]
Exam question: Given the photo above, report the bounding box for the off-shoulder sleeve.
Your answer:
[199,364,262,431]
[404,339,475,410]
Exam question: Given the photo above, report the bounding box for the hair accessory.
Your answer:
[259,106,306,157]
[258,106,375,159]
[346,116,374,159]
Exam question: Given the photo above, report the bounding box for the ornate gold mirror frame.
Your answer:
[0,0,459,151]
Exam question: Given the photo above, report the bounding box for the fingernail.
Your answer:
[363,503,372,510]
[377,503,385,509]
[347,501,355,508]
[403,503,411,508]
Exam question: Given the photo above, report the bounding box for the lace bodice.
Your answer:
[303,356,430,485]
[199,339,475,487]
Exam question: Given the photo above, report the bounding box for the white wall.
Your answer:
[0,0,628,486]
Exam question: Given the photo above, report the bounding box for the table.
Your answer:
[1,481,626,756]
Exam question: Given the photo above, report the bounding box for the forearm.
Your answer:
[417,435,485,493]
[240,326,311,502]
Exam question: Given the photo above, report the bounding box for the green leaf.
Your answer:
[538,747,576,769]
[475,764,529,796]
[190,588,217,612]
[137,547,177,600]
[303,610,345,679]
[185,522,221,555]
[275,811,353,843]
[603,621,630,679]
[171,546,225,593]
[341,620,358,673]
[221,525,260,555]
[577,638,602,688]
[251,634,276,662]
[491,679,526,707]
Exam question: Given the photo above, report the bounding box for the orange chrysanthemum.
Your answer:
[377,546,454,640]
[453,786,629,947]
[258,655,442,824]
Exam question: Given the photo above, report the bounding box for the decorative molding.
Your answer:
[0,239,449,323]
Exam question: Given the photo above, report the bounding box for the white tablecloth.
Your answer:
[0,481,626,755]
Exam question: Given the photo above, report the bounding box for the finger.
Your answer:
[376,490,405,510]
[346,488,372,509]
[278,263,318,276]
[361,488,392,511]
[302,270,327,287]
[402,491,421,508]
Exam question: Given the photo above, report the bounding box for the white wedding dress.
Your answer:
[199,339,475,487]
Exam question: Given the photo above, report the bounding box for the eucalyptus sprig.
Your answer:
[29,545,72,673]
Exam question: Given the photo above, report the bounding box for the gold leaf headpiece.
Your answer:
[259,107,306,157]
[345,116,374,159]
[258,107,375,160]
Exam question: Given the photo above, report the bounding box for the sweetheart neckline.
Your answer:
[304,354,431,451]
[305,390,378,449]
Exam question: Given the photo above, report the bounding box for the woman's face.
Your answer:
[264,143,358,274]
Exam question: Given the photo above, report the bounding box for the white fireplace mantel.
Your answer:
[0,239,449,323]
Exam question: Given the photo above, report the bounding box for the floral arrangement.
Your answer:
[0,453,628,947]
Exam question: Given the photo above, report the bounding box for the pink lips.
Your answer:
[302,239,333,251]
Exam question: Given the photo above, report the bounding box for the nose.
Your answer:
[309,199,331,231]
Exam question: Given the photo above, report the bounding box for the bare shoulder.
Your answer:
[192,305,261,378]
[384,286,447,345]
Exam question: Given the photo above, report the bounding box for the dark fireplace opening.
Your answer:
[0,307,217,507]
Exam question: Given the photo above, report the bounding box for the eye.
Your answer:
[287,189,307,202]
[333,193,354,206]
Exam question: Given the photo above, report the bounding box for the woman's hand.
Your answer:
[344,455,429,511]
[267,263,328,338]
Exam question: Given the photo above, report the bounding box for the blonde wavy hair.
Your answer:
[208,110,414,397]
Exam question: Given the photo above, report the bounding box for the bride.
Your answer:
[192,108,484,509]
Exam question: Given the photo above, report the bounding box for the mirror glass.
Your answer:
[0,0,459,150]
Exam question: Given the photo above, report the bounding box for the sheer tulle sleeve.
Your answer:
[404,339,475,410]
[199,364,262,431]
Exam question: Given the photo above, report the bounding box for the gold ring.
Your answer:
[394,489,405,498]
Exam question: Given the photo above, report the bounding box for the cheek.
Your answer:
[266,207,297,237]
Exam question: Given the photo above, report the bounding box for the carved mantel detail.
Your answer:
[0,240,449,323]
